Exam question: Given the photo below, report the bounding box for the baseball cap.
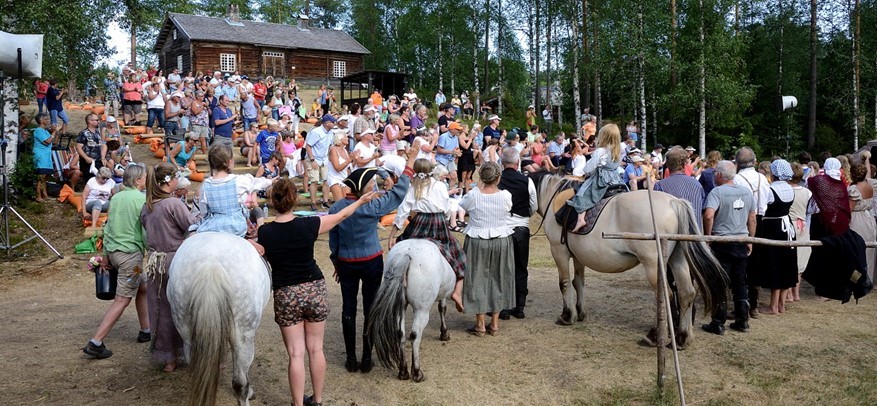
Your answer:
[321,114,336,123]
[685,146,696,151]
[448,122,463,131]
[171,91,184,99]
[488,114,501,121]
[363,105,376,113]
[361,128,377,136]
[630,155,645,163]
[337,115,350,122]
[241,75,249,80]
[106,116,117,123]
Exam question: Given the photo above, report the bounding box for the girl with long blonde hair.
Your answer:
[567,123,625,233]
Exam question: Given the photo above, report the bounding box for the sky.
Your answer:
[105,22,131,67]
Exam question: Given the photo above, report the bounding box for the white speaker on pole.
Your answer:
[0,31,44,78]
[780,95,798,112]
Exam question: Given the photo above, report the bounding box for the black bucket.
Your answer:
[95,268,118,300]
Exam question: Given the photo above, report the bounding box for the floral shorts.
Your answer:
[273,279,330,327]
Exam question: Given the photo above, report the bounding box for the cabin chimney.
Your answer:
[227,4,240,22]
[298,14,310,30]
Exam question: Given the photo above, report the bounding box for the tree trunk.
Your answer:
[573,4,582,137]
[529,0,536,108]
[594,0,601,126]
[734,0,740,36]
[438,35,444,93]
[474,3,480,113]
[484,0,491,96]
[807,0,817,148]
[851,0,859,150]
[498,0,504,116]
[546,2,552,113]
[698,0,706,157]
[582,0,590,112]
[670,0,677,88]
[130,25,137,67]
[535,0,541,112]
[638,1,647,151]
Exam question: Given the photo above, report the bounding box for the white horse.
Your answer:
[167,232,271,406]
[367,239,455,382]
[530,173,728,348]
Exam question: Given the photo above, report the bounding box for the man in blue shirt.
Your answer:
[436,122,462,189]
[482,115,502,148]
[547,134,565,168]
[305,114,336,209]
[654,147,705,228]
[211,95,237,146]
[256,119,280,164]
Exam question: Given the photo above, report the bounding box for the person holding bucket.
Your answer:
[82,164,150,359]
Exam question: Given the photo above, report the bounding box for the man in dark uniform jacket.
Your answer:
[498,147,538,319]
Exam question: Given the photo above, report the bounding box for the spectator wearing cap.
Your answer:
[353,128,380,170]
[169,132,200,171]
[437,103,456,134]
[624,155,649,191]
[238,75,253,96]
[328,153,416,373]
[164,92,184,144]
[650,143,665,175]
[483,115,502,149]
[526,105,537,129]
[436,122,463,189]
[212,95,238,147]
[353,105,378,145]
[655,147,705,228]
[305,114,337,210]
[222,78,240,115]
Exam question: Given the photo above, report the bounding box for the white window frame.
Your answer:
[172,29,177,40]
[176,55,183,72]
[220,53,237,72]
[263,51,284,58]
[332,60,346,78]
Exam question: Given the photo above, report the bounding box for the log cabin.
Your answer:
[152,10,369,84]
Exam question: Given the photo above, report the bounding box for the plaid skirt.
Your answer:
[398,212,466,279]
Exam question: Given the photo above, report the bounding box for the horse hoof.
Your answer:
[439,332,451,342]
[674,331,690,350]
[398,370,410,380]
[555,316,574,326]
[576,312,587,322]
[412,370,426,382]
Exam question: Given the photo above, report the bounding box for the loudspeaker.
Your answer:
[777,95,798,112]
[0,31,43,78]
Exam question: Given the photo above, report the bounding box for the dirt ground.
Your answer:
[1,107,876,405]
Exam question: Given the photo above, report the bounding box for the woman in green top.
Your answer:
[82,165,150,359]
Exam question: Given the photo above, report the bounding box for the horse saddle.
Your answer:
[554,184,627,236]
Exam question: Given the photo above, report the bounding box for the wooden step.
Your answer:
[83,228,103,237]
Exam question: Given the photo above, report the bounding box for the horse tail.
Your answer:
[186,261,235,406]
[366,246,409,370]
[671,198,729,315]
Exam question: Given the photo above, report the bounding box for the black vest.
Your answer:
[499,168,532,218]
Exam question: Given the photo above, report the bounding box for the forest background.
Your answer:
[4,0,877,158]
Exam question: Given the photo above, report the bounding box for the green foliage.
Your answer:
[9,147,36,203]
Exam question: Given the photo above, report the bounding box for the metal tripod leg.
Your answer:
[0,205,64,259]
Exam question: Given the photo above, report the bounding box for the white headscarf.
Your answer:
[824,157,842,181]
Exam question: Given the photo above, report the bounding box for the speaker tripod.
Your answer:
[0,73,63,258]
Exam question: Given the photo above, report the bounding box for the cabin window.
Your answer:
[177,55,183,72]
[172,29,177,41]
[220,53,236,72]
[333,61,346,78]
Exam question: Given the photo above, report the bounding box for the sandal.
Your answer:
[486,323,498,336]
[450,225,464,233]
[457,220,468,228]
[466,326,485,337]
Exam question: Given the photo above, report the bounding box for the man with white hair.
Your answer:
[732,146,771,319]
[305,114,337,210]
[498,147,538,320]
[702,160,756,335]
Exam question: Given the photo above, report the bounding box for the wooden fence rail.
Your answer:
[602,232,877,248]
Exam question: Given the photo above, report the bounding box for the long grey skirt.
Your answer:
[462,235,515,314]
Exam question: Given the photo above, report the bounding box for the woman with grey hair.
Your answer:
[82,164,150,360]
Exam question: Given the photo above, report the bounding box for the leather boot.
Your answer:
[360,331,374,373]
[730,301,750,332]
[342,316,359,372]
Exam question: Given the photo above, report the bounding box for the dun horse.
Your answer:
[367,239,456,382]
[530,173,728,348]
[167,232,271,406]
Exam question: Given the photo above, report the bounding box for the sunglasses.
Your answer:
[99,177,110,181]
